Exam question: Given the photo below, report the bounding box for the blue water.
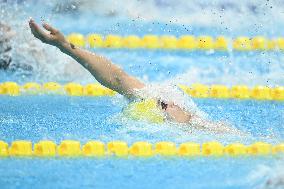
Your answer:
[0,96,284,143]
[0,96,283,189]
[1,1,284,189]
[0,157,277,189]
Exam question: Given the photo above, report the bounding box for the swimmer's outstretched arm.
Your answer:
[28,19,145,98]
[28,20,244,131]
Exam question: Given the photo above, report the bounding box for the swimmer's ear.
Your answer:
[42,23,59,35]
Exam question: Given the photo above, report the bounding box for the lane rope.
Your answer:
[66,33,284,51]
[0,82,283,101]
[0,140,283,157]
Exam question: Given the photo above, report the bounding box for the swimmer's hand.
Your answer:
[28,18,67,48]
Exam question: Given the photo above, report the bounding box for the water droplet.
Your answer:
[71,4,76,10]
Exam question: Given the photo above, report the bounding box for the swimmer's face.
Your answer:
[157,100,192,123]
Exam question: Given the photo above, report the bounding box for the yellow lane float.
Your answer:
[82,141,105,157]
[202,141,224,156]
[224,143,247,156]
[210,85,230,98]
[251,36,267,50]
[188,84,210,98]
[22,82,41,94]
[251,86,271,100]
[214,36,228,51]
[107,141,128,157]
[64,33,284,51]
[104,35,123,48]
[122,35,142,48]
[230,85,250,99]
[272,144,284,154]
[276,37,284,50]
[57,140,81,156]
[1,82,284,101]
[155,142,177,156]
[43,82,62,94]
[177,35,196,49]
[160,35,178,49]
[142,35,161,49]
[87,34,104,48]
[178,142,200,156]
[34,140,57,157]
[0,141,9,156]
[271,87,284,100]
[1,140,284,158]
[247,142,272,155]
[64,82,84,96]
[9,140,33,156]
[66,33,85,47]
[83,83,115,96]
[197,36,214,50]
[233,37,251,51]
[1,82,20,96]
[129,141,153,157]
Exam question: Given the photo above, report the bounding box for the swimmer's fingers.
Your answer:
[29,19,52,43]
[42,22,67,47]
[42,23,59,35]
[29,19,67,47]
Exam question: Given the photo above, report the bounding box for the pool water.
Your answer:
[0,96,284,143]
[0,96,283,189]
[0,157,277,189]
[1,1,284,189]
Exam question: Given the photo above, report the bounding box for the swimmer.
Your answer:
[28,18,239,134]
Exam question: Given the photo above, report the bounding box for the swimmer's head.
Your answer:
[124,83,205,124]
[123,99,165,124]
[123,98,193,124]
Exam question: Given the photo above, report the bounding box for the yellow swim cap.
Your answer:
[123,99,165,124]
